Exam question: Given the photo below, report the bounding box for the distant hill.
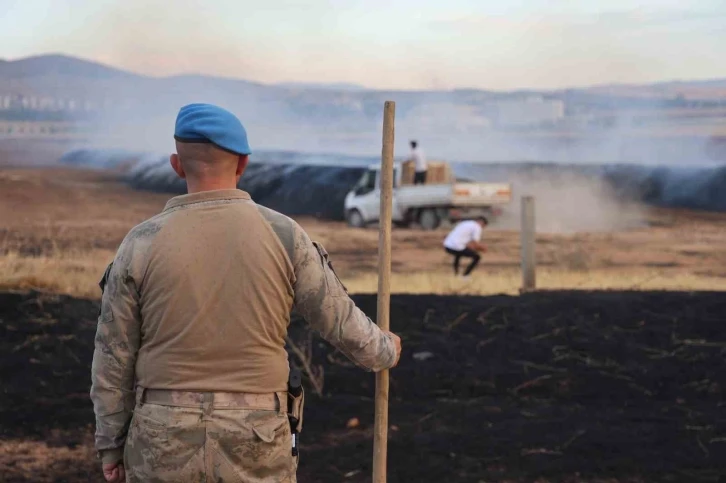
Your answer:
[0,54,139,80]
[658,79,726,88]
[579,78,726,100]
[2,53,726,99]
[276,81,368,91]
[2,53,725,95]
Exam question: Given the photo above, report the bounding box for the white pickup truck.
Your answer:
[343,162,512,230]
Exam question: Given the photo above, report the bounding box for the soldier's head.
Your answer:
[476,216,489,227]
[410,140,417,149]
[170,103,251,189]
[171,142,246,181]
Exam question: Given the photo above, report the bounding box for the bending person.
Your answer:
[443,216,488,277]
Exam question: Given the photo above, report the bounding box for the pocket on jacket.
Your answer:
[312,241,348,298]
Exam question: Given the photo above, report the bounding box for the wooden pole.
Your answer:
[373,100,395,483]
[520,196,536,293]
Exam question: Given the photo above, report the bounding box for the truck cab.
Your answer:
[344,163,402,227]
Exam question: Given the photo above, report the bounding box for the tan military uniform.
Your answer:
[90,189,397,482]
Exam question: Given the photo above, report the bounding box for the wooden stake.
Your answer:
[373,100,395,483]
[520,196,536,293]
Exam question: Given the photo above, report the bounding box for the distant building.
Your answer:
[491,96,564,128]
[39,97,57,110]
[405,102,491,131]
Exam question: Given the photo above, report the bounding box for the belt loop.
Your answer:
[201,392,214,421]
[277,392,286,416]
[135,386,146,407]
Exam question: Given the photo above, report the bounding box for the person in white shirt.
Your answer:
[409,140,427,184]
[442,217,488,277]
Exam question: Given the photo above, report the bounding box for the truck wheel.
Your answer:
[419,209,440,230]
[346,209,365,228]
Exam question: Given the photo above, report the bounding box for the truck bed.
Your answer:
[396,182,511,208]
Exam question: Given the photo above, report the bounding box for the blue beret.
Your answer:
[174,103,251,155]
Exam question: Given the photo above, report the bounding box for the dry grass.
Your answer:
[3,247,725,301]
[0,249,113,299]
[1,167,725,299]
[343,269,726,296]
[0,433,97,483]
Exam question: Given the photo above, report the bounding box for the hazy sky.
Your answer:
[2,0,726,90]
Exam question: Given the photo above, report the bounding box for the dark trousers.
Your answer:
[414,171,427,185]
[445,247,481,275]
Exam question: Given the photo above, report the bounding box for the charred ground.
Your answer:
[1,290,724,482]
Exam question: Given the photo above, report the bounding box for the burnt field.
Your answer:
[1,290,725,483]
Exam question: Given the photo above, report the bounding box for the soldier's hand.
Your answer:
[384,331,402,368]
[102,462,125,482]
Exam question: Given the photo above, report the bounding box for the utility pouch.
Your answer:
[288,386,305,433]
[287,366,304,433]
[287,367,305,457]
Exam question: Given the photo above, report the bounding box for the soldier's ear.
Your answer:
[170,154,186,179]
[236,155,249,177]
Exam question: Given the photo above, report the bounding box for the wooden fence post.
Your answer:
[520,196,536,293]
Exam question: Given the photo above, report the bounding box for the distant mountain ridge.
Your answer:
[276,81,368,91]
[2,53,726,95]
[0,54,139,80]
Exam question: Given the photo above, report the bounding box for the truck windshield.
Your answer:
[354,169,377,195]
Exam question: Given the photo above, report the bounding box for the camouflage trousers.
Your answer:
[124,389,297,482]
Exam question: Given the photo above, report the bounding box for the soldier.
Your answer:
[90,103,402,483]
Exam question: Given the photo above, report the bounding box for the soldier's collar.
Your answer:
[163,189,251,211]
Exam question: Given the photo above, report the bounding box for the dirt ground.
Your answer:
[2,166,726,282]
[1,166,725,482]
[1,290,724,482]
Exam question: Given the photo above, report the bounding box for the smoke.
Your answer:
[10,56,726,235]
[58,148,725,234]
[10,49,726,170]
[603,163,726,211]
[493,169,648,233]
[123,152,366,220]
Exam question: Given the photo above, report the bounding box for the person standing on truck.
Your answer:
[409,140,427,184]
[443,216,488,277]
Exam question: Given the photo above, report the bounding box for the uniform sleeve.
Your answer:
[290,224,397,372]
[89,243,142,465]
